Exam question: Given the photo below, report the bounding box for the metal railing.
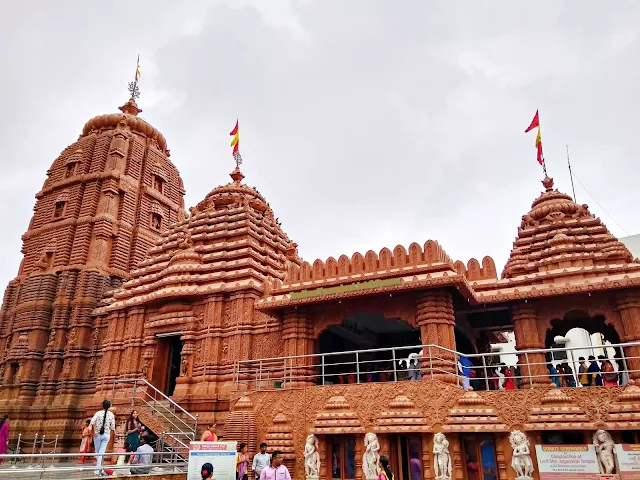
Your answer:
[235,341,640,391]
[0,450,187,479]
[111,378,198,442]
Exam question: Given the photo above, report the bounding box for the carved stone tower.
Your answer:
[0,97,185,404]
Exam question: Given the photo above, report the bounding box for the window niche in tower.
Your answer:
[152,175,165,194]
[65,162,77,178]
[151,212,162,231]
[53,201,66,218]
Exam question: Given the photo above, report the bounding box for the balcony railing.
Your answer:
[234,341,640,391]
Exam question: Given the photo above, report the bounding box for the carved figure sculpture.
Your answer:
[304,434,320,477]
[593,429,616,474]
[363,432,381,479]
[509,430,534,479]
[433,433,452,480]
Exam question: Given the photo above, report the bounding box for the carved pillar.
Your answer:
[511,301,548,387]
[355,434,364,480]
[494,434,508,480]
[615,289,640,380]
[450,434,464,480]
[422,433,433,480]
[416,289,456,380]
[319,435,328,480]
[283,307,315,386]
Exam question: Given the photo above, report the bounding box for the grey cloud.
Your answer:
[1,0,638,292]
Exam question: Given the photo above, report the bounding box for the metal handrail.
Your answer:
[114,378,197,423]
[235,340,640,390]
[0,450,187,477]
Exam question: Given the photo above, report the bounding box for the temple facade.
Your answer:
[2,96,640,480]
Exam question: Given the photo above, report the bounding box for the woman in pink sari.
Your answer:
[0,415,9,464]
[79,419,91,463]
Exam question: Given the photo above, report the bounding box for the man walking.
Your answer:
[259,450,291,480]
[253,442,271,479]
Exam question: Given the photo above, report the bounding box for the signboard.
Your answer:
[289,278,403,300]
[188,441,237,480]
[616,444,640,480]
[536,445,600,480]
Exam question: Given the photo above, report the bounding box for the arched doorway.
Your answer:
[544,310,624,385]
[318,312,421,384]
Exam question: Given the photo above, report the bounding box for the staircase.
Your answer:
[113,379,198,463]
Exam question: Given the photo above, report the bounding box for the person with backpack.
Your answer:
[89,399,116,476]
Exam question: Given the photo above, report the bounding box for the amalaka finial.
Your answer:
[119,97,142,116]
[542,176,554,192]
[230,166,245,184]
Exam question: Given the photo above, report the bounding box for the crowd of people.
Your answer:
[83,400,157,476]
[457,355,629,391]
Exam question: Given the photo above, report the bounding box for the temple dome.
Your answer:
[502,176,634,279]
[81,98,168,153]
[192,167,272,217]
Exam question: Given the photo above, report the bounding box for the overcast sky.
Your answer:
[1,1,639,291]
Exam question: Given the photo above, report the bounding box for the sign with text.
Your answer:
[188,441,237,480]
[536,445,600,480]
[616,444,640,480]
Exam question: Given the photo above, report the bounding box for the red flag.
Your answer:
[230,120,239,136]
[525,110,539,133]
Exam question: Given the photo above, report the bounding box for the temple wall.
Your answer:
[230,380,640,480]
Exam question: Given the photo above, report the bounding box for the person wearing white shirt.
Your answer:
[259,450,291,480]
[130,437,155,475]
[89,400,116,476]
[252,442,271,478]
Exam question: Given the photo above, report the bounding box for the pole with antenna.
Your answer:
[566,145,577,202]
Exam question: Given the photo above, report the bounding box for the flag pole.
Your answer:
[566,145,577,202]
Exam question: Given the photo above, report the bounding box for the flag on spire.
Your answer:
[230,120,242,166]
[135,54,141,82]
[525,110,545,168]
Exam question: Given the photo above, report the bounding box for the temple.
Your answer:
[2,93,640,480]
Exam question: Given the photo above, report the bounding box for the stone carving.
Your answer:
[509,430,534,479]
[593,429,616,474]
[363,432,381,479]
[180,356,188,377]
[433,432,452,480]
[303,434,320,478]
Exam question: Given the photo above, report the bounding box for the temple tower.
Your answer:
[0,96,185,403]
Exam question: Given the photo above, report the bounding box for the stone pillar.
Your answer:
[511,301,548,387]
[450,434,464,480]
[615,289,640,380]
[416,289,457,380]
[421,433,434,480]
[282,308,315,386]
[318,435,328,480]
[494,433,508,480]
[355,434,364,480]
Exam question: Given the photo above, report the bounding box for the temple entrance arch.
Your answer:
[151,334,183,396]
[544,310,623,374]
[317,312,421,384]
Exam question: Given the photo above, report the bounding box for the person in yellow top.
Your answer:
[236,443,248,480]
[578,357,590,386]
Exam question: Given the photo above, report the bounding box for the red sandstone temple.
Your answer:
[2,94,640,480]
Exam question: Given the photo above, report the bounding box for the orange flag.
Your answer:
[230,120,239,154]
[525,111,544,166]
